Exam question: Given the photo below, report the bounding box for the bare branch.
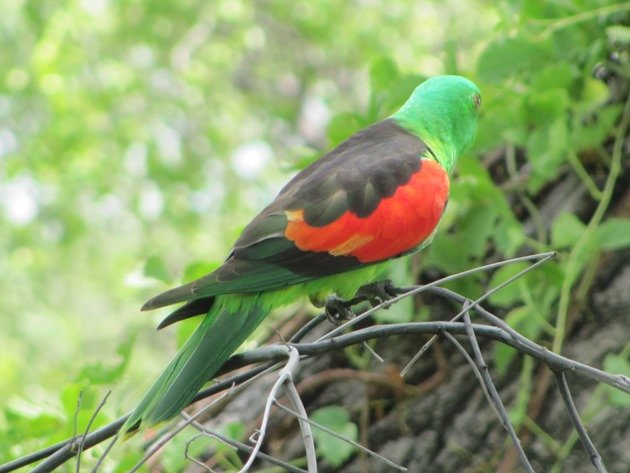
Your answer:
[401,251,556,376]
[553,371,608,473]
[91,434,117,473]
[72,391,83,471]
[183,415,309,473]
[362,341,385,363]
[442,331,500,421]
[285,378,317,472]
[239,345,300,472]
[76,390,110,472]
[184,434,224,472]
[275,402,407,472]
[11,319,629,472]
[291,321,630,394]
[462,309,534,473]
[425,286,630,392]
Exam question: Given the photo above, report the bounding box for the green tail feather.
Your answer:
[124,297,268,431]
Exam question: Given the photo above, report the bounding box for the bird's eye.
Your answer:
[473,94,482,110]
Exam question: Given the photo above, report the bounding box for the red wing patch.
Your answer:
[284,159,449,263]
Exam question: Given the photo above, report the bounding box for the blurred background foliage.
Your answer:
[1,0,629,469]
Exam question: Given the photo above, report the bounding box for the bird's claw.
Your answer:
[356,279,402,308]
[324,280,404,325]
[324,295,356,325]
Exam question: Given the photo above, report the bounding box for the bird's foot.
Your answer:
[355,279,404,308]
[324,295,356,325]
[323,280,405,325]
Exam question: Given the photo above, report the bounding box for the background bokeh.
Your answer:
[1,0,628,470]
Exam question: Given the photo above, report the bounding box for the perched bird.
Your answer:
[125,75,481,430]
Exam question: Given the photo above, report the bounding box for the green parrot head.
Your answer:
[393,75,481,174]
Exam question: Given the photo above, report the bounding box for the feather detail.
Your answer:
[284,158,449,262]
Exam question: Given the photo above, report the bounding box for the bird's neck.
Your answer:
[392,112,458,174]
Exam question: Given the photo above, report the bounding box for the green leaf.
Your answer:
[603,355,630,407]
[311,406,358,467]
[596,218,630,250]
[224,420,246,439]
[578,78,610,113]
[487,262,529,307]
[495,306,541,375]
[571,104,622,151]
[474,92,527,150]
[494,214,526,256]
[144,255,171,283]
[531,62,576,91]
[162,427,215,472]
[3,399,64,437]
[495,336,518,376]
[183,260,220,281]
[327,112,362,147]
[551,213,586,249]
[520,0,562,19]
[457,205,498,259]
[60,381,109,435]
[111,451,144,473]
[567,232,600,284]
[424,233,470,274]
[369,56,399,92]
[477,37,550,82]
[526,117,568,193]
[366,58,421,121]
[606,25,630,45]
[77,335,135,384]
[214,421,247,455]
[524,88,569,126]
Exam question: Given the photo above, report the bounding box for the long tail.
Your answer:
[124,296,268,431]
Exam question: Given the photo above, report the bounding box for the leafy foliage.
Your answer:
[1,0,629,469]
[311,406,358,467]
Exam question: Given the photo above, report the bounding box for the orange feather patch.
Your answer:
[284,159,449,263]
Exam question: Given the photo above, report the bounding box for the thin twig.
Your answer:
[425,286,630,392]
[442,332,500,421]
[401,251,556,376]
[275,402,407,471]
[183,415,308,473]
[462,310,534,473]
[285,379,317,472]
[566,150,602,200]
[75,391,110,473]
[73,391,83,473]
[30,443,75,473]
[534,2,630,38]
[91,435,117,473]
[239,346,300,472]
[553,371,608,473]
[362,341,384,363]
[291,314,327,342]
[184,433,224,472]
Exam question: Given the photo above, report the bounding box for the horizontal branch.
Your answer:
[289,323,629,392]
